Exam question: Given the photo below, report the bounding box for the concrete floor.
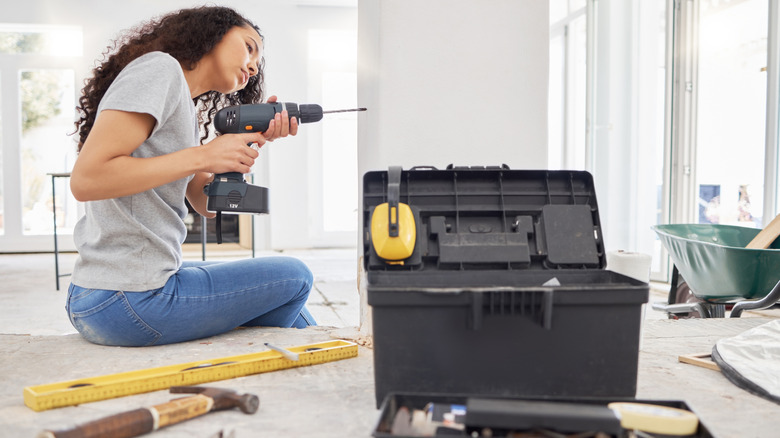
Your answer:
[2,250,779,437]
[0,248,374,437]
[0,247,362,336]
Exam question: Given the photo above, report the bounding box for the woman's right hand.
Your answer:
[199,132,268,174]
[71,110,270,202]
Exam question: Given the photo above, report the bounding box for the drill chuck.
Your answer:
[299,104,325,124]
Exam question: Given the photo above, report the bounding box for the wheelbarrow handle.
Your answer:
[730,279,780,318]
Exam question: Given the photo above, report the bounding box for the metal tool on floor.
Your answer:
[263,342,299,361]
[24,339,357,412]
[37,386,258,438]
[209,429,235,438]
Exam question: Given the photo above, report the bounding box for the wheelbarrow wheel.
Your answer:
[669,266,703,319]
[668,265,736,318]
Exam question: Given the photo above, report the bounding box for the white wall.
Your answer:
[358,0,549,172]
[356,0,549,333]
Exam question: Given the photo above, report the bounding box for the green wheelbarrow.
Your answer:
[652,224,780,318]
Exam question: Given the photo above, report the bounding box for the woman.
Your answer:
[67,6,316,347]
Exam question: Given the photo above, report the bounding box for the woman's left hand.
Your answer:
[263,95,299,142]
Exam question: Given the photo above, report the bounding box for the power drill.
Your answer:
[205,102,366,243]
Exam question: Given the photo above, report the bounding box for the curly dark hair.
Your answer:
[73,6,265,151]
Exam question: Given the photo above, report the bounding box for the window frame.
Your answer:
[0,44,84,252]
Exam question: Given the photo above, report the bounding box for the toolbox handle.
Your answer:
[470,290,554,331]
[387,166,402,237]
[445,164,511,170]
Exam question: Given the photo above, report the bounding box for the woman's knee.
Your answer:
[276,257,314,297]
[285,257,314,290]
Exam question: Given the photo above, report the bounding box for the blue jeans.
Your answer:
[66,257,316,347]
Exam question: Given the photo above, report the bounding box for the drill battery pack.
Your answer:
[205,172,269,215]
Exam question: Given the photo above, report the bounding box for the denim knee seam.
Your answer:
[162,278,312,302]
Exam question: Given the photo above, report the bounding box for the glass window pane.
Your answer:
[548,14,586,171]
[638,1,668,275]
[20,69,78,235]
[322,71,358,232]
[550,0,568,25]
[570,14,587,170]
[309,29,358,234]
[696,0,767,227]
[570,0,587,12]
[548,34,565,169]
[0,24,82,56]
[0,72,3,235]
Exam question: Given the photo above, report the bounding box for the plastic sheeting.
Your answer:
[712,320,780,404]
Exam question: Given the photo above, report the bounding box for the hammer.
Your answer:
[38,386,259,438]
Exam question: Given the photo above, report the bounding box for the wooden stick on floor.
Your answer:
[678,353,720,371]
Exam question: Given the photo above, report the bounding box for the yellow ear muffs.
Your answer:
[371,202,416,261]
[370,166,416,263]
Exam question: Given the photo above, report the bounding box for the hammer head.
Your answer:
[170,386,260,414]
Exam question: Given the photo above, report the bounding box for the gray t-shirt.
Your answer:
[72,51,199,291]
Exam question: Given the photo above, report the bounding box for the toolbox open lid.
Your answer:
[363,166,606,284]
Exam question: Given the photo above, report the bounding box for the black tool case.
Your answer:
[363,166,649,408]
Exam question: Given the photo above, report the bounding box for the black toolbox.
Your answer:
[363,166,649,408]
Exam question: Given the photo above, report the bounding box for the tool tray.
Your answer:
[372,393,714,438]
[363,166,649,407]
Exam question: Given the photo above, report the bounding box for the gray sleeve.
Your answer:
[97,52,188,137]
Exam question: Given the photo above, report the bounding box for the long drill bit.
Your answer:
[322,108,368,114]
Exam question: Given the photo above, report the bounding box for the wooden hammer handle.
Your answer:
[38,408,154,438]
[39,395,214,438]
[152,394,213,427]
